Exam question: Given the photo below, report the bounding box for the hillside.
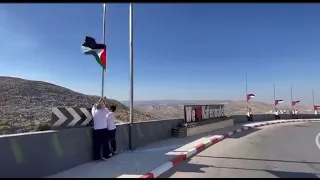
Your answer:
[0,76,314,134]
[0,76,154,134]
[122,100,313,119]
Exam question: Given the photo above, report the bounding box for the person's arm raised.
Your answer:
[91,104,96,116]
[92,98,102,115]
[102,96,109,107]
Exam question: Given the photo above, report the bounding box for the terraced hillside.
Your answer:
[0,76,154,134]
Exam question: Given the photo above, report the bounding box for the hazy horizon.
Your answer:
[2,75,314,107]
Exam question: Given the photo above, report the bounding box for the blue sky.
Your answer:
[1,3,320,105]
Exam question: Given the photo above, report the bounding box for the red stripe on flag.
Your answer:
[101,47,107,69]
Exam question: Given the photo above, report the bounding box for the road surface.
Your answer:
[159,122,320,178]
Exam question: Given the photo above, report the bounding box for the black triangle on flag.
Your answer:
[82,36,106,50]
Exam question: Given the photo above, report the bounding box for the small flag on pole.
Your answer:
[82,36,107,70]
[314,105,320,110]
[291,100,300,106]
[247,94,255,101]
[275,100,284,106]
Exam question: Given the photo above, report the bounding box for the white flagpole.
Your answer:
[246,73,248,109]
[313,89,315,115]
[290,84,293,110]
[129,3,134,150]
[273,82,276,110]
[313,89,315,107]
[101,3,107,98]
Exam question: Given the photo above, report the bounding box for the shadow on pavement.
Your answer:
[268,170,319,178]
[212,165,320,178]
[227,128,261,139]
[159,158,320,178]
[158,159,212,178]
[196,155,320,165]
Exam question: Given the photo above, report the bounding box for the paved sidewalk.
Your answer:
[47,122,251,178]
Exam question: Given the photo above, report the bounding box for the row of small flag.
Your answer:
[246,93,320,110]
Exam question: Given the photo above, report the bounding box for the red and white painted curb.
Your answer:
[139,119,320,178]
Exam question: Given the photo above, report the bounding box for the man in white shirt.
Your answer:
[91,99,111,162]
[246,107,251,122]
[107,105,117,155]
[247,108,253,121]
[274,109,280,120]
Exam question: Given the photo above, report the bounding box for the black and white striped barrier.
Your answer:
[51,107,92,128]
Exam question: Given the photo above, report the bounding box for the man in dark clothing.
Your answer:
[249,108,254,121]
[107,105,117,155]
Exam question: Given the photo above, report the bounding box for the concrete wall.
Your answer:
[0,114,318,178]
[232,113,317,124]
[131,119,182,148]
[187,119,234,136]
[232,114,276,123]
[0,118,182,178]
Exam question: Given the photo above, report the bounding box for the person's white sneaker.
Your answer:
[101,157,108,161]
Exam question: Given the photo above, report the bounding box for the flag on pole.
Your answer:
[247,94,255,101]
[275,100,284,106]
[82,36,107,70]
[291,100,300,106]
[314,105,320,110]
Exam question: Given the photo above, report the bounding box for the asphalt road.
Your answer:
[159,122,320,178]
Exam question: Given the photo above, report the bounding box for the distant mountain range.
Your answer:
[122,100,232,106]
[122,100,313,119]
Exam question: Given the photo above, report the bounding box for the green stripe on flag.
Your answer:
[84,50,105,69]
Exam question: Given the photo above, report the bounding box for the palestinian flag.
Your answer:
[247,94,255,101]
[314,105,320,110]
[82,36,107,70]
[291,100,300,106]
[275,100,284,106]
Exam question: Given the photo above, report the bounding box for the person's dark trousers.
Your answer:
[250,114,253,121]
[93,128,110,160]
[247,115,251,121]
[109,129,117,153]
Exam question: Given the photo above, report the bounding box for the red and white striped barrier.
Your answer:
[140,119,320,178]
